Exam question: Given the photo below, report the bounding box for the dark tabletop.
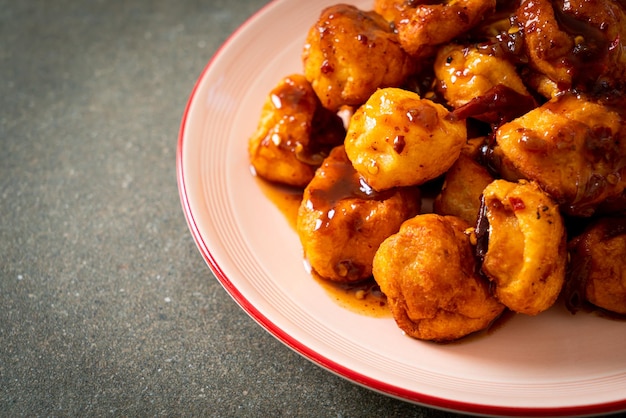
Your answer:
[0,1,470,416]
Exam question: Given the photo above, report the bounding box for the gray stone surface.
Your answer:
[0,1,467,416]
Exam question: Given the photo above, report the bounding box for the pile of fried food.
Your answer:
[247,0,626,342]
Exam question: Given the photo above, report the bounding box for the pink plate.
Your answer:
[177,0,626,415]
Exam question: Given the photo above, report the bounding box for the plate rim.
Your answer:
[175,1,626,416]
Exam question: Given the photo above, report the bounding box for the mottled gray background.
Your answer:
[1,0,473,416]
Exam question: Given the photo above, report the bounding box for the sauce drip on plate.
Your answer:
[255,176,391,318]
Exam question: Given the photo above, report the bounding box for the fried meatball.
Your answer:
[434,43,536,123]
[566,215,626,315]
[517,0,626,94]
[373,213,505,342]
[477,179,567,315]
[382,0,497,59]
[492,92,626,217]
[344,87,466,191]
[434,154,494,225]
[248,74,346,187]
[297,145,420,283]
[302,4,416,112]
[562,0,626,90]
[434,43,530,109]
[517,0,575,92]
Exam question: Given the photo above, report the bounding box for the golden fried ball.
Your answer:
[517,0,626,94]
[567,215,626,315]
[389,0,496,59]
[478,179,567,315]
[564,0,626,91]
[434,43,530,109]
[373,213,505,342]
[297,145,420,283]
[302,4,416,112]
[517,0,575,92]
[434,154,494,225]
[492,92,626,217]
[344,87,466,191]
[248,74,345,187]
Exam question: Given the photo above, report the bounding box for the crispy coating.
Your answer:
[434,43,530,109]
[492,93,626,217]
[565,0,626,89]
[375,0,496,59]
[297,146,420,283]
[344,87,466,191]
[478,180,567,315]
[433,42,538,123]
[434,154,494,225]
[517,0,626,93]
[253,0,626,340]
[373,214,505,342]
[517,0,575,91]
[248,74,345,187]
[302,4,416,112]
[567,215,626,315]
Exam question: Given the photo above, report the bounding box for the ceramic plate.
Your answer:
[177,0,626,415]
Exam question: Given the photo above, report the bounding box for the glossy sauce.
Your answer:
[552,3,610,91]
[309,267,391,318]
[255,175,391,318]
[305,147,393,219]
[267,75,345,166]
[255,176,303,230]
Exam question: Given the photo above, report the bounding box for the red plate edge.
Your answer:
[175,1,626,416]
